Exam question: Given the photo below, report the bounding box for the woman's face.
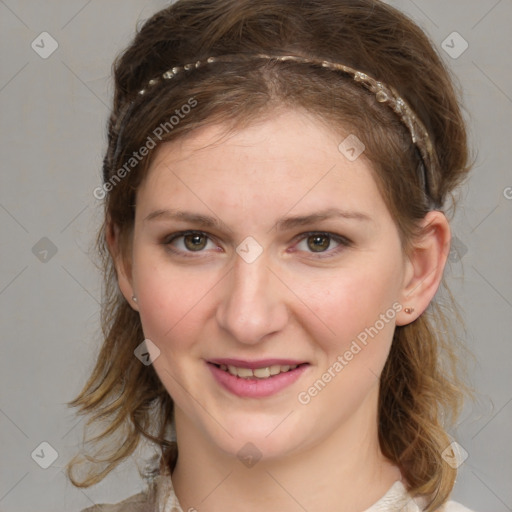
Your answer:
[128,108,411,460]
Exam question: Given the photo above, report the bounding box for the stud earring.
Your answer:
[404,307,415,314]
[132,295,138,302]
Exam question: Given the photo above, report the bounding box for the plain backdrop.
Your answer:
[1,1,511,510]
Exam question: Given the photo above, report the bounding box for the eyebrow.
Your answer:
[144,207,372,230]
[274,208,372,230]
[144,209,220,226]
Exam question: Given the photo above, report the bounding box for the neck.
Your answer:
[170,386,402,512]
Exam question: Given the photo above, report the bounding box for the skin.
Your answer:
[109,108,451,511]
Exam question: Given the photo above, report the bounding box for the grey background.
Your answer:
[0,1,511,510]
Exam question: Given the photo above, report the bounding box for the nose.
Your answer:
[215,252,289,345]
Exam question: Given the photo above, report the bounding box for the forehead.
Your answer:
[137,108,388,223]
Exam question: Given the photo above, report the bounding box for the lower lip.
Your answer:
[207,362,309,398]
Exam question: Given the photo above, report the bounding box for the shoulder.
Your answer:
[439,500,476,512]
[80,491,154,512]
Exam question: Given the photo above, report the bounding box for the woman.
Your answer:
[68,0,475,510]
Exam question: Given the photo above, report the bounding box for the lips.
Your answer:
[206,358,310,398]
[221,363,299,379]
[208,358,307,370]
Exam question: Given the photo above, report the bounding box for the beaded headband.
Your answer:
[122,53,439,208]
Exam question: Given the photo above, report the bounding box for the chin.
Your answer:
[201,412,311,464]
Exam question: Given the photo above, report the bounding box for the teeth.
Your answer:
[221,364,299,379]
[269,365,281,375]
[237,367,254,378]
[253,367,270,378]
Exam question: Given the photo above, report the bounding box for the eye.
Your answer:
[294,232,351,256]
[163,231,218,255]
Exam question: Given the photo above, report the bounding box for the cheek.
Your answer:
[295,257,402,386]
[302,264,401,341]
[297,270,399,415]
[132,249,216,346]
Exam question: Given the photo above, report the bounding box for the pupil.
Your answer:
[308,235,329,252]
[185,233,206,251]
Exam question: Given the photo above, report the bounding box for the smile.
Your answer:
[207,359,310,398]
[216,363,299,379]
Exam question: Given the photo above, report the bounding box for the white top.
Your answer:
[81,466,476,511]
[155,472,475,512]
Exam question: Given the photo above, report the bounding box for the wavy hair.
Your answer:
[66,1,474,509]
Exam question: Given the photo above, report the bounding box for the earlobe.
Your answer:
[396,211,451,326]
[105,220,139,311]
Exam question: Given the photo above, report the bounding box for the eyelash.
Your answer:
[162,230,352,259]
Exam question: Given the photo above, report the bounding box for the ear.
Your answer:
[396,211,451,326]
[105,219,139,311]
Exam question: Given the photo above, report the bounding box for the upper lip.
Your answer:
[207,358,308,369]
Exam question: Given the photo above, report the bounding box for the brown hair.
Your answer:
[67,1,474,509]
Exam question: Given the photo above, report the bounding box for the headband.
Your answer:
[113,53,439,208]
